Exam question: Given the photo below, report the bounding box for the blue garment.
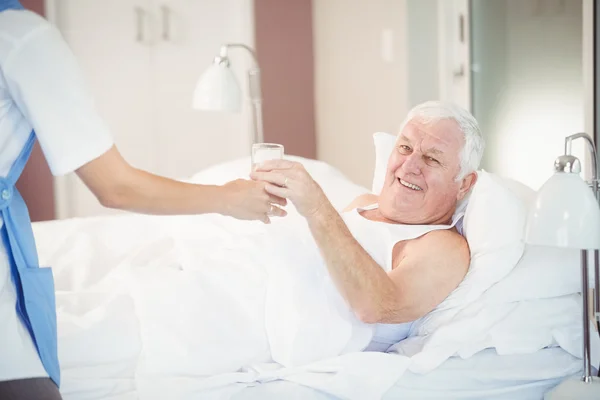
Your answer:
[0,0,60,387]
[0,0,23,11]
[364,322,414,352]
[0,134,60,387]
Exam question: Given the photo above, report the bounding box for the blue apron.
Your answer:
[1,0,61,387]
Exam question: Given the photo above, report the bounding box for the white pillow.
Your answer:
[427,171,531,316]
[479,179,587,304]
[483,245,581,305]
[372,132,397,194]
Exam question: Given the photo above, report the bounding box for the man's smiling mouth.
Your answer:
[398,178,423,191]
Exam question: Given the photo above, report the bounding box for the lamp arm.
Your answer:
[565,132,598,190]
[220,44,259,65]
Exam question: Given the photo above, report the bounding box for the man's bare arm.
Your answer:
[384,230,470,322]
[307,204,469,324]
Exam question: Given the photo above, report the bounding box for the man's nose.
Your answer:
[401,153,422,175]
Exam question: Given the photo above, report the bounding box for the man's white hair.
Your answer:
[398,101,485,180]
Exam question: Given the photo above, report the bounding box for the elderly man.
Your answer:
[251,101,485,350]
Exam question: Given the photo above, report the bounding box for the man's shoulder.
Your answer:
[413,228,470,259]
[422,227,466,241]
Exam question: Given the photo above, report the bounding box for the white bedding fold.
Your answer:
[263,216,374,367]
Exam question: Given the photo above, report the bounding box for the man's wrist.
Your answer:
[306,199,337,226]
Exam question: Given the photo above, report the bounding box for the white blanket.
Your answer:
[32,156,590,400]
[34,211,412,400]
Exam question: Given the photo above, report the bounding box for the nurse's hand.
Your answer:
[250,160,330,219]
[220,179,288,223]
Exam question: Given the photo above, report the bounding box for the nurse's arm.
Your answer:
[75,145,286,220]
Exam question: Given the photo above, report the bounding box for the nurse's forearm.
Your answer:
[76,146,228,215]
[100,168,226,215]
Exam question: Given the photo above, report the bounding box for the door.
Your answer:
[437,0,471,111]
[466,0,588,190]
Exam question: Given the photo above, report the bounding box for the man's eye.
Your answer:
[399,145,411,152]
[426,156,439,164]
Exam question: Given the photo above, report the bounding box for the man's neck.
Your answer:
[361,205,456,226]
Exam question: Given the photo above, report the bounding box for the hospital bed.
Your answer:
[231,348,581,400]
[32,155,594,400]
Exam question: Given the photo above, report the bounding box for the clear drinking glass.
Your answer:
[251,143,284,171]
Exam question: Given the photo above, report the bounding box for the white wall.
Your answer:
[406,0,439,108]
[471,0,585,190]
[312,0,409,188]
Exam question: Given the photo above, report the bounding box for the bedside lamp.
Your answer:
[192,43,264,145]
[525,132,600,399]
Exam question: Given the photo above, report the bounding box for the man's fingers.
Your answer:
[249,171,271,183]
[250,171,288,187]
[268,204,287,218]
[269,194,287,207]
[265,183,289,198]
[254,159,296,172]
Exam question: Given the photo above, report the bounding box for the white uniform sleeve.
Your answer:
[3,22,114,176]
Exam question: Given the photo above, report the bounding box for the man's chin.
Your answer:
[378,202,423,224]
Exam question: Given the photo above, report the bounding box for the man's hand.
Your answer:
[250,160,330,219]
[220,178,287,223]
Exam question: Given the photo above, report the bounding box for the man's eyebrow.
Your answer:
[398,135,446,157]
[426,148,444,156]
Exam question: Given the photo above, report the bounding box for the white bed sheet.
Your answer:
[226,347,583,400]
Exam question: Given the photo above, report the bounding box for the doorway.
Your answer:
[469,0,588,190]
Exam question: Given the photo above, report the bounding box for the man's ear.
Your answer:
[457,171,477,201]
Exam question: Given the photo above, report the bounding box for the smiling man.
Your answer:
[252,101,485,352]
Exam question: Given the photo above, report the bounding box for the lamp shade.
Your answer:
[192,63,241,112]
[525,172,600,249]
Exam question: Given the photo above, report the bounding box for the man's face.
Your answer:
[378,119,476,224]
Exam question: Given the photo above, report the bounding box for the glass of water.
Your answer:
[251,143,284,171]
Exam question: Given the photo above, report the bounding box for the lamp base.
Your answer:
[544,377,600,399]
